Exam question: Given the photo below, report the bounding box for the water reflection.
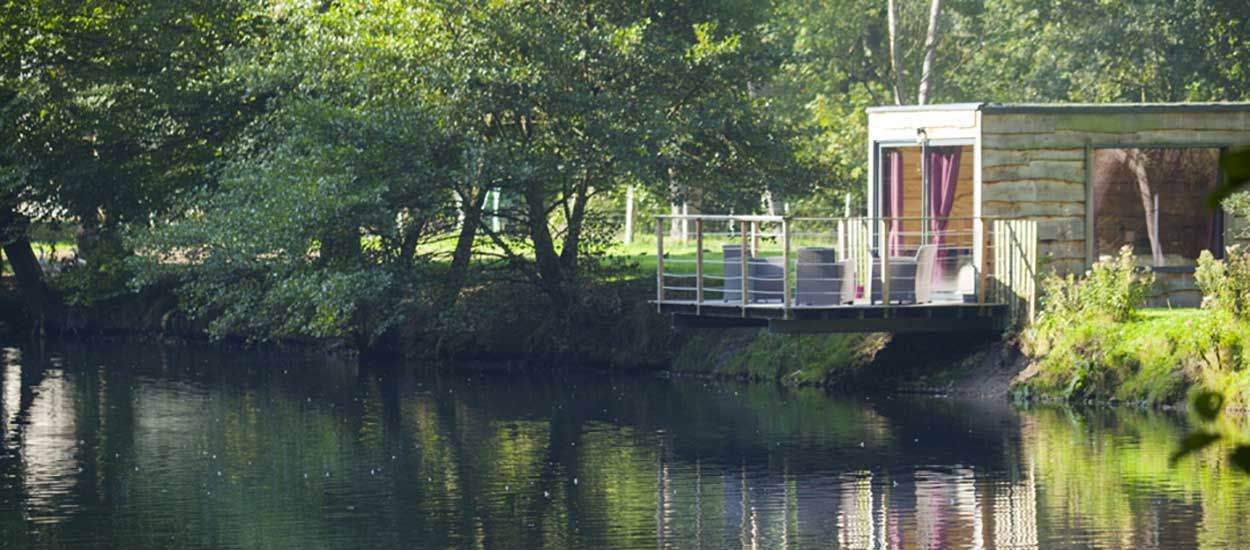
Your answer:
[0,343,1247,548]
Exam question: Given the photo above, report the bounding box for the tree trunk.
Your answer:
[1117,149,1164,265]
[2,237,55,323]
[917,0,944,104]
[524,183,566,304]
[397,209,424,266]
[887,0,905,105]
[445,186,488,301]
[559,173,590,273]
[623,185,635,245]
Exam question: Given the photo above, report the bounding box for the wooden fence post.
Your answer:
[740,220,750,309]
[656,221,664,312]
[695,218,704,311]
[782,218,792,318]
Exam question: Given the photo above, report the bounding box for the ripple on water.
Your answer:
[0,342,1247,549]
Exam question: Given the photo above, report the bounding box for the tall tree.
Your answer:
[916,0,943,104]
[1,0,258,318]
[887,0,905,105]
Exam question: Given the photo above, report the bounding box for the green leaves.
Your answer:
[1230,446,1250,474]
[1170,432,1221,466]
[1192,390,1225,422]
[1171,390,1250,476]
[1207,148,1250,209]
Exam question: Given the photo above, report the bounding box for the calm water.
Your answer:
[1,343,1249,549]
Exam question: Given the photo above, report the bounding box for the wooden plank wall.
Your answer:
[980,110,1250,277]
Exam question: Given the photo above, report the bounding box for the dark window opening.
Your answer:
[1092,147,1223,268]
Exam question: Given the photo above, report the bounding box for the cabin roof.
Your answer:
[865,102,1250,115]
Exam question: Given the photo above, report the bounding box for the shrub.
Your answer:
[1031,245,1153,345]
[1195,247,1250,319]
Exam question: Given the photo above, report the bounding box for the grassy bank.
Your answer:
[1017,248,1250,408]
[672,328,887,385]
[1019,308,1250,406]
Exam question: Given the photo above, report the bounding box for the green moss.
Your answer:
[672,328,884,386]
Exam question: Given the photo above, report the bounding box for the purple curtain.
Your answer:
[887,149,904,256]
[928,146,962,280]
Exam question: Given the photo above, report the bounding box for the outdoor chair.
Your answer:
[869,244,937,304]
[794,247,856,305]
[722,245,743,302]
[747,256,786,304]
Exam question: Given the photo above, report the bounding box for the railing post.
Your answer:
[695,218,704,311]
[978,219,990,306]
[782,218,792,318]
[740,220,750,308]
[1008,221,1018,322]
[750,221,759,257]
[656,220,665,312]
[880,218,891,307]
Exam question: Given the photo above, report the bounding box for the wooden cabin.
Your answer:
[867,102,1250,306]
[655,102,1250,333]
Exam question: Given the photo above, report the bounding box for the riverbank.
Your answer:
[1015,307,1250,409]
[6,266,1239,410]
[670,327,1026,397]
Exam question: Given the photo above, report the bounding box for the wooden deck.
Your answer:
[658,299,1009,334]
[652,214,1038,334]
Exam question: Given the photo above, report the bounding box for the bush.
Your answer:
[1031,245,1154,345]
[1196,247,1250,319]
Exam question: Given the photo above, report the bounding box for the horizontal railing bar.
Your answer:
[655,215,1006,222]
[655,214,784,222]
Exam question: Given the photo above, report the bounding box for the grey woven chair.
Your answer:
[869,244,937,304]
[795,247,856,305]
[722,245,743,302]
[748,256,785,304]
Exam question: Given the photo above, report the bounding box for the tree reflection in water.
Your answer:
[0,342,1246,549]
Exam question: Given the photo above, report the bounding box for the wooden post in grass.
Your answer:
[740,220,750,307]
[782,218,792,317]
[696,218,704,309]
[656,221,664,311]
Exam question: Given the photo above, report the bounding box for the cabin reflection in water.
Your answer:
[1,346,1247,548]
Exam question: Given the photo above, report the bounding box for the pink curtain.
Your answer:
[887,149,904,256]
[928,147,962,280]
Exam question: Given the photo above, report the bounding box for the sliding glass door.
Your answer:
[877,143,974,293]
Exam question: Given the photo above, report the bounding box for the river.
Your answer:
[1,342,1248,548]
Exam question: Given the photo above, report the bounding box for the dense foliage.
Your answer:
[2,0,1250,349]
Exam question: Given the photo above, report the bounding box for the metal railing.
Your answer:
[654,215,1039,324]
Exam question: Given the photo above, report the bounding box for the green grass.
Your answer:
[672,328,885,385]
[1,240,77,276]
[1021,307,1250,407]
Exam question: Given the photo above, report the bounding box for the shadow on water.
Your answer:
[1,340,1249,548]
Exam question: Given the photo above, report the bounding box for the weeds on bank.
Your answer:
[672,329,884,385]
[1022,246,1250,408]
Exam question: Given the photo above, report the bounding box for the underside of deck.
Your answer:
[659,301,1009,334]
